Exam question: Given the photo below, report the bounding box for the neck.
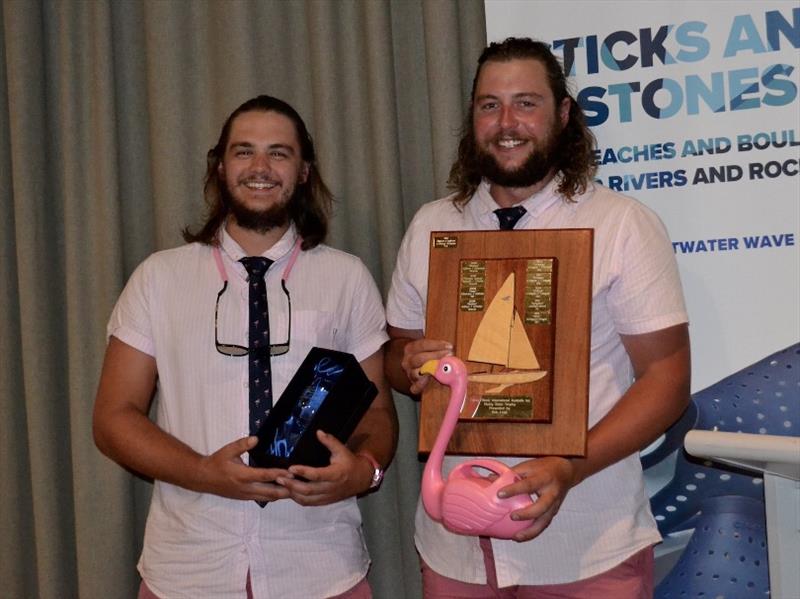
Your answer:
[225,219,290,256]
[488,169,556,208]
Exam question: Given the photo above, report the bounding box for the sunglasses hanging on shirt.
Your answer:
[212,237,302,357]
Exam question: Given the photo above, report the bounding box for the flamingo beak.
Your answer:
[419,359,439,376]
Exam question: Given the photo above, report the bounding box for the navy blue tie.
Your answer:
[240,257,274,435]
[494,206,527,230]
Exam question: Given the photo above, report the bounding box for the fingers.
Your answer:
[277,470,337,506]
[497,458,576,542]
[512,511,556,542]
[402,339,453,394]
[281,432,366,506]
[198,436,298,501]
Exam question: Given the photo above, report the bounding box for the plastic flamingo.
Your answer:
[419,356,534,539]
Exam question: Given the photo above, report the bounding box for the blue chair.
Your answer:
[648,343,800,536]
[644,343,799,597]
[654,495,770,599]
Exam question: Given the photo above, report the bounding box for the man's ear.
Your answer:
[300,162,310,184]
[559,97,571,127]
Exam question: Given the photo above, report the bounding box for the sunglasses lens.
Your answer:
[217,344,249,356]
[270,343,290,356]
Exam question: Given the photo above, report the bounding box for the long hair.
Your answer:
[447,38,597,205]
[182,95,332,249]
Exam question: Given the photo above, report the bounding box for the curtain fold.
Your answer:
[0,1,485,597]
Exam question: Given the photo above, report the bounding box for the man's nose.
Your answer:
[250,152,271,172]
[499,105,517,129]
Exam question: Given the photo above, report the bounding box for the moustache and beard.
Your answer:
[221,176,300,234]
[474,119,565,188]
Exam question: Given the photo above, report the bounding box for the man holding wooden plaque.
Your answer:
[385,38,690,597]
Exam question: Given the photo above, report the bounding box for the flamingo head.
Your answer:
[419,356,467,386]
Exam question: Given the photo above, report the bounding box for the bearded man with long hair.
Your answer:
[95,95,397,598]
[386,38,690,598]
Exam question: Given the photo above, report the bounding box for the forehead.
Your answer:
[474,58,553,100]
[226,110,301,148]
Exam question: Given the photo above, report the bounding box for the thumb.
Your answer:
[316,429,345,455]
[224,435,258,458]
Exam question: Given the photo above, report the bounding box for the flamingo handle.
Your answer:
[450,459,519,480]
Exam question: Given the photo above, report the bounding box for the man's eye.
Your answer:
[235,150,252,157]
[270,152,287,160]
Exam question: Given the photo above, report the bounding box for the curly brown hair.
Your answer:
[183,95,332,250]
[448,38,597,205]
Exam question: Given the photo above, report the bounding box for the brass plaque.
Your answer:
[459,260,486,311]
[433,235,458,249]
[421,229,593,457]
[472,395,533,419]
[525,259,554,325]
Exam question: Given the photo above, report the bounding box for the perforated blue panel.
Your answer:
[649,343,800,536]
[655,496,770,599]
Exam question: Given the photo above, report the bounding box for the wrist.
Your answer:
[566,456,587,488]
[356,451,385,491]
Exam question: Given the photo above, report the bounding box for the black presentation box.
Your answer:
[249,347,378,469]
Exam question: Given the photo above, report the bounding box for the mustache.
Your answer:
[491,130,531,141]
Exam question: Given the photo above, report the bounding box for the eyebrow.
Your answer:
[475,91,545,102]
[228,141,297,154]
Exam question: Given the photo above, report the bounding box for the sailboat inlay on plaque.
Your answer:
[467,272,547,397]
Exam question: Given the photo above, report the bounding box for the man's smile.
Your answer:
[241,178,279,191]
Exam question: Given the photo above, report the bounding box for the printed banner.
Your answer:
[485,0,800,391]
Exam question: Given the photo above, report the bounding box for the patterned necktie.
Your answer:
[240,257,274,435]
[494,206,527,230]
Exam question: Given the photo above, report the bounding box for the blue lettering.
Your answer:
[602,30,638,71]
[725,14,768,57]
[578,86,609,127]
[675,21,710,62]
[729,68,761,110]
[607,82,641,122]
[673,238,741,253]
[586,35,600,74]
[762,64,796,106]
[743,234,797,249]
[766,8,800,51]
[685,72,726,114]
[553,37,581,76]
[642,78,683,118]
[640,25,676,67]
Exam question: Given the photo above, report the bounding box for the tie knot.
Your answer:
[494,206,527,230]
[240,257,273,279]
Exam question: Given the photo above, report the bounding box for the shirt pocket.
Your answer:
[292,309,338,353]
[270,309,339,394]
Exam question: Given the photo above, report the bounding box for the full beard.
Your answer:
[474,123,563,188]
[222,181,295,234]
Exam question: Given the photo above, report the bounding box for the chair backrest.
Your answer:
[654,495,769,599]
[693,343,799,436]
[647,343,799,535]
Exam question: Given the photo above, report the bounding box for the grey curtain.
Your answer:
[0,1,485,597]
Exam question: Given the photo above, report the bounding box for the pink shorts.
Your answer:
[421,537,654,599]
[139,572,372,598]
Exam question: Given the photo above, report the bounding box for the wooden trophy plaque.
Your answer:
[420,229,593,457]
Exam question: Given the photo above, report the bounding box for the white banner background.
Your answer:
[485,0,800,392]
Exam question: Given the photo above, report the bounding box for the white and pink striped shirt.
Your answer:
[387,177,688,586]
[109,225,387,598]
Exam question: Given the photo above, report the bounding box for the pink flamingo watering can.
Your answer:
[419,356,534,539]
